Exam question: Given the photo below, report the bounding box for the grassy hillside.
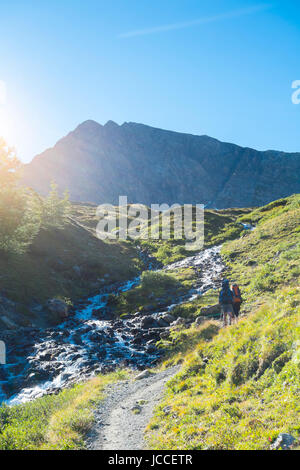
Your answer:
[146,194,300,450]
[105,207,249,317]
[0,203,247,328]
[0,203,142,328]
[0,370,128,450]
[1,195,299,450]
[139,207,250,265]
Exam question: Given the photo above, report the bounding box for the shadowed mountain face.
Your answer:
[22,120,300,208]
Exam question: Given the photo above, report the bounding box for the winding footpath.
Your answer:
[88,366,180,450]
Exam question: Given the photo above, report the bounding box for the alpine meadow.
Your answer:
[0,0,299,456]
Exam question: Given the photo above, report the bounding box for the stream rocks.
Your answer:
[47,299,69,320]
[1,246,224,405]
[140,316,156,329]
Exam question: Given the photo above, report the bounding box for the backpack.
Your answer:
[219,287,233,304]
[232,284,242,303]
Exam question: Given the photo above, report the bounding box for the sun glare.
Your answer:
[0,108,14,143]
[0,81,15,145]
[0,80,6,106]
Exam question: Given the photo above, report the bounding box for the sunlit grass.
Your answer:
[146,195,300,450]
[0,370,128,450]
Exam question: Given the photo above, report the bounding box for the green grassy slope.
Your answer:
[0,370,128,450]
[139,207,250,265]
[0,203,248,327]
[0,204,142,327]
[1,195,299,450]
[106,207,249,318]
[147,194,300,450]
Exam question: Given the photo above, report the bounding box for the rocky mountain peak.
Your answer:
[22,120,300,208]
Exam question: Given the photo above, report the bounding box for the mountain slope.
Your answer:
[0,203,141,329]
[22,120,300,208]
[1,195,298,450]
[147,194,300,450]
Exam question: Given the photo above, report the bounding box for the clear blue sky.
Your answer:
[0,0,300,162]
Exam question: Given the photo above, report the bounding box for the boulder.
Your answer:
[270,433,296,450]
[195,315,210,325]
[131,405,142,413]
[47,299,69,319]
[160,330,170,339]
[157,318,169,328]
[25,369,50,385]
[134,370,152,380]
[171,317,186,327]
[200,304,220,316]
[37,350,55,361]
[141,316,157,329]
[159,313,175,325]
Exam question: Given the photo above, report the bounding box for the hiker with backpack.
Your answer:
[219,279,234,327]
[232,283,242,323]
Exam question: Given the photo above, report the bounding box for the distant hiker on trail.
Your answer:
[219,279,234,327]
[232,283,242,323]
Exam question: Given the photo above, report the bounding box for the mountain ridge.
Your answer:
[22,120,300,208]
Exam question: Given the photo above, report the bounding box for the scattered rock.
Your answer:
[171,317,186,327]
[159,313,175,324]
[141,316,157,329]
[270,433,296,450]
[195,315,210,325]
[131,405,142,414]
[47,298,69,319]
[160,330,170,339]
[2,246,225,403]
[200,304,220,316]
[247,260,257,266]
[163,406,172,415]
[134,370,152,380]
[157,318,169,328]
[37,350,55,361]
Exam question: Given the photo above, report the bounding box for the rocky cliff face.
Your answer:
[22,120,300,208]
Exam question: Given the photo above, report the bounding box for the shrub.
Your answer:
[141,271,179,291]
[0,140,41,254]
[41,182,71,229]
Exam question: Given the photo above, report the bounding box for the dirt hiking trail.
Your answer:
[88,366,179,450]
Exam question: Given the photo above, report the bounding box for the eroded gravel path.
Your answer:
[88,366,180,450]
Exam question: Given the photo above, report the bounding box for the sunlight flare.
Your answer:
[0,80,6,106]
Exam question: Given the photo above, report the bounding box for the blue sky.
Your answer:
[0,0,300,162]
